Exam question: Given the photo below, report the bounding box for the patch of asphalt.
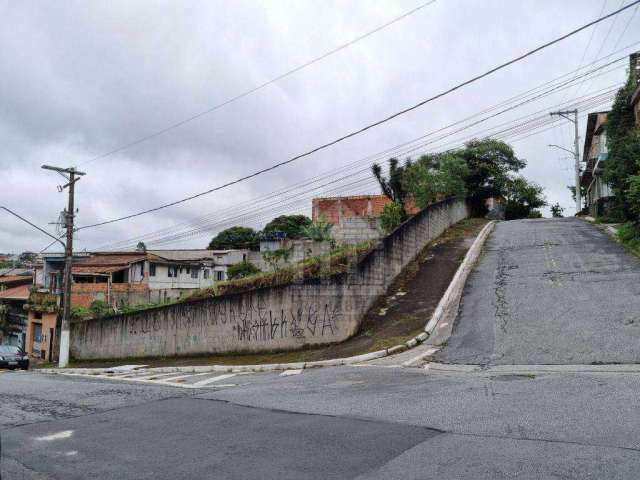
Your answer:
[0,371,195,428]
[436,218,640,366]
[197,365,640,452]
[2,395,440,480]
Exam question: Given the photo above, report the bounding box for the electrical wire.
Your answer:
[75,0,640,232]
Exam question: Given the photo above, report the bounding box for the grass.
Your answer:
[617,222,640,256]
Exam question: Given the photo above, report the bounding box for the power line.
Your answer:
[102,87,618,249]
[94,68,624,251]
[76,0,640,232]
[78,0,439,167]
[95,78,620,250]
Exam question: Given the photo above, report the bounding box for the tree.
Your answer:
[503,176,546,220]
[227,261,261,280]
[459,139,527,216]
[403,153,468,209]
[603,72,640,221]
[136,241,147,252]
[372,158,411,219]
[263,215,311,239]
[302,216,332,241]
[550,203,564,218]
[208,226,260,251]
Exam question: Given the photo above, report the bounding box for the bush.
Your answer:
[380,201,403,232]
[71,306,93,320]
[89,300,114,317]
[618,222,640,252]
[302,216,332,241]
[227,261,261,280]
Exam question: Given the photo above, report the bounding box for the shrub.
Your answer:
[227,261,261,280]
[618,222,640,252]
[380,201,403,232]
[302,216,332,241]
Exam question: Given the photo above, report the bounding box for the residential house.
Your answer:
[146,249,247,301]
[0,284,29,348]
[580,111,612,217]
[24,249,247,360]
[0,268,33,290]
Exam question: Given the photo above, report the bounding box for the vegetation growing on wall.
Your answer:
[227,261,261,280]
[186,241,375,300]
[379,201,403,233]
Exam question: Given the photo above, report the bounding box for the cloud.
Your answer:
[0,0,635,252]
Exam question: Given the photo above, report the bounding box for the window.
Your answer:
[191,268,199,279]
[150,264,156,277]
[216,271,224,281]
[186,267,190,275]
[203,269,210,279]
[168,266,178,278]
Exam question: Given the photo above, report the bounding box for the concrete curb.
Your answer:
[37,221,496,377]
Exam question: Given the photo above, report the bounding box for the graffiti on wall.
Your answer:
[122,293,343,344]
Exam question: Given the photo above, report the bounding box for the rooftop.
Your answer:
[0,284,30,301]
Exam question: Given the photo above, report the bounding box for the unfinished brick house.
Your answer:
[312,194,420,244]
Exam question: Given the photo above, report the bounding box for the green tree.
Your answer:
[302,216,332,241]
[379,201,403,232]
[263,215,311,239]
[227,261,261,280]
[503,176,546,220]
[460,139,527,216]
[550,203,564,218]
[372,158,411,219]
[403,153,468,209]
[208,226,260,250]
[603,72,640,221]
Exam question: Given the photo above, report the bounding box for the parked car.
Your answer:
[0,345,29,370]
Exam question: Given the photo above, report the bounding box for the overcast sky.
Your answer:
[1,0,639,254]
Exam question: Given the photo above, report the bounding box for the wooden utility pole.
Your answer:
[41,165,85,368]
[549,109,581,214]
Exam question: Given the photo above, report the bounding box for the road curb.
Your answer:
[37,221,496,377]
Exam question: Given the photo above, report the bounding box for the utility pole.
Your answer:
[41,165,85,368]
[549,109,581,214]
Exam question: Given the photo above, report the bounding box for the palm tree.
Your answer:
[372,158,410,219]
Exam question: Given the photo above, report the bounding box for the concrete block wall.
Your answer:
[331,217,383,245]
[70,199,468,360]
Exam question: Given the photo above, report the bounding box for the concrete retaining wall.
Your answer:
[70,199,468,359]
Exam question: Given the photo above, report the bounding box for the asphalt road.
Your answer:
[3,218,640,479]
[438,218,640,365]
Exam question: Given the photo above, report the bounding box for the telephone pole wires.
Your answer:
[41,165,85,368]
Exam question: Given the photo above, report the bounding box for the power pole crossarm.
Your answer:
[41,165,86,368]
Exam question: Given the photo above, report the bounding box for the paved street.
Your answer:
[3,219,640,479]
[438,218,640,365]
